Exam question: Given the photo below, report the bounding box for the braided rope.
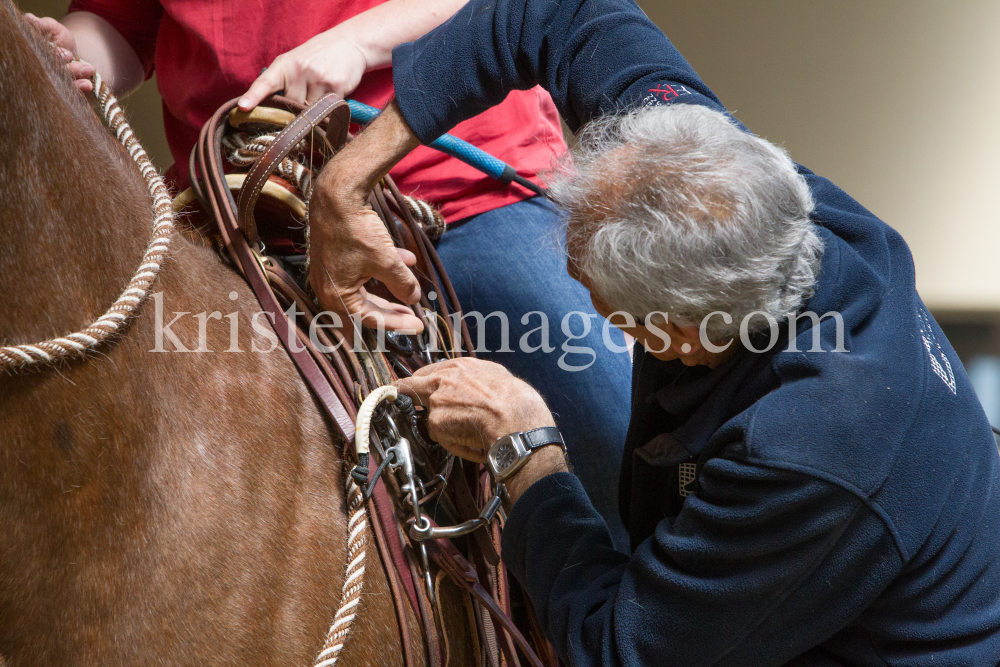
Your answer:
[223,133,313,201]
[313,474,368,667]
[0,72,174,371]
[313,386,397,667]
[402,195,446,231]
[222,132,445,231]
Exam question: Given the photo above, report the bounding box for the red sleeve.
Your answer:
[66,0,163,79]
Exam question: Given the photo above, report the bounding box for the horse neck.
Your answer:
[0,8,152,346]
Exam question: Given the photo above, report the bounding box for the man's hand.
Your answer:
[307,196,424,331]
[309,100,424,332]
[24,13,96,92]
[239,0,473,331]
[397,358,568,504]
[397,357,555,460]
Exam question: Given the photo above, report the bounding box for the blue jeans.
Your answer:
[437,197,631,549]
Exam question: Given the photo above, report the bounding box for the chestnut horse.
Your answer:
[0,3,436,664]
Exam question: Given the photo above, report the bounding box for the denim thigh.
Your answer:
[435,197,631,549]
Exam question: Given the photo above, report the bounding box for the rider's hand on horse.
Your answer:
[310,100,425,333]
[24,13,96,92]
[397,358,568,504]
[239,28,368,110]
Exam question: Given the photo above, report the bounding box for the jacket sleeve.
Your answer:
[502,463,904,667]
[391,0,726,143]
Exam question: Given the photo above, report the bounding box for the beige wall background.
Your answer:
[20,0,1000,314]
[644,1,1000,315]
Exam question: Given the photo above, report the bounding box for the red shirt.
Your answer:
[68,0,567,222]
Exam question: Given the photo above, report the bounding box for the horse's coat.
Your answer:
[0,3,433,663]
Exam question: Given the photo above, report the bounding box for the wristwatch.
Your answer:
[486,427,566,481]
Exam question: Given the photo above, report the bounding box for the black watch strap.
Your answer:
[522,426,566,452]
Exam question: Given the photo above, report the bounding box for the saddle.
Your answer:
[176,94,559,667]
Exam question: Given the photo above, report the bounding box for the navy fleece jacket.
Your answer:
[392,1,1000,665]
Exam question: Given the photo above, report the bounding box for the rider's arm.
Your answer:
[23,10,145,96]
[347,0,471,70]
[61,11,145,95]
[239,0,471,109]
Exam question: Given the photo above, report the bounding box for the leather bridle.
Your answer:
[185,93,555,667]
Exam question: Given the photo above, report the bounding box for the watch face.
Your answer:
[493,440,518,471]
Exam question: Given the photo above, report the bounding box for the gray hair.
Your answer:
[552,103,823,343]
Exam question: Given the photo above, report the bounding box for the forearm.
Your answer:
[314,100,419,207]
[504,460,899,667]
[62,11,143,95]
[333,0,470,71]
[502,473,628,667]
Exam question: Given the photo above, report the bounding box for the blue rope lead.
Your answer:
[347,99,548,198]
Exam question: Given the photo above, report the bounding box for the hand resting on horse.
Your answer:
[396,358,569,506]
[24,12,137,94]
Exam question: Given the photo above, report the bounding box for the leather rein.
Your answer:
[184,94,553,667]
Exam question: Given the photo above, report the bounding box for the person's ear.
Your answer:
[669,324,703,358]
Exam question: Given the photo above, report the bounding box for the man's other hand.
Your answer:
[397,358,556,462]
[397,358,568,504]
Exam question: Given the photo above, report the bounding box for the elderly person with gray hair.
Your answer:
[311,0,1000,664]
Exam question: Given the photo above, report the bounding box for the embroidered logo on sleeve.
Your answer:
[917,306,957,395]
[678,462,697,497]
[642,83,693,108]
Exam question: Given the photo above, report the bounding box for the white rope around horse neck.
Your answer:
[313,385,398,667]
[5,67,398,659]
[0,72,174,371]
